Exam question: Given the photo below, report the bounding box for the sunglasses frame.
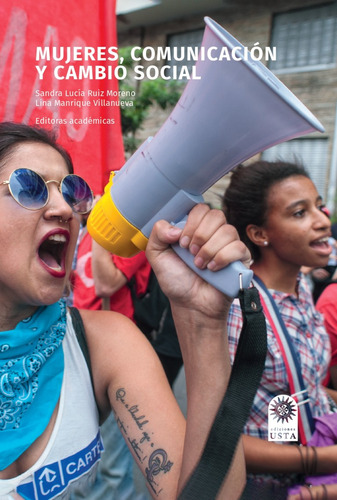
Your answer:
[1,168,94,214]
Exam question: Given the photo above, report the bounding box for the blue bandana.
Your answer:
[0,299,66,470]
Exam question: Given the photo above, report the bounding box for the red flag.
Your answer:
[0,0,125,194]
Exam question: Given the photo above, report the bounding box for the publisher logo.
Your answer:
[268,395,298,442]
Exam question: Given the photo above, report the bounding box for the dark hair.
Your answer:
[0,122,73,173]
[223,160,311,261]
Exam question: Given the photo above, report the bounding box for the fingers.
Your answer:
[178,204,251,271]
[148,204,251,271]
[147,220,183,253]
[179,204,224,253]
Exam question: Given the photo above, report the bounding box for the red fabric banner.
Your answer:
[0,0,125,194]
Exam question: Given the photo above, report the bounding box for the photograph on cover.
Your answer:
[0,1,337,500]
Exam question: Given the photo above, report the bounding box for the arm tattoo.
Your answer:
[114,387,174,496]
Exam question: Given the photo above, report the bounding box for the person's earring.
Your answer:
[263,241,269,246]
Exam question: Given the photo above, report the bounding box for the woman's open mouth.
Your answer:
[38,230,69,277]
[310,236,332,257]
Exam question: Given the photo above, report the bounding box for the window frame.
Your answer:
[261,137,330,198]
[269,2,337,74]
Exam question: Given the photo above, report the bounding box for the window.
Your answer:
[269,2,337,73]
[261,138,329,197]
[166,29,204,78]
[116,0,161,15]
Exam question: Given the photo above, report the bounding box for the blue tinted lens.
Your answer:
[9,168,48,209]
[61,175,93,214]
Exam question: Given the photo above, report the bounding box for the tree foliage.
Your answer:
[118,47,183,153]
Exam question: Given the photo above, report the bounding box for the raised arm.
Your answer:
[83,204,250,499]
[145,204,249,497]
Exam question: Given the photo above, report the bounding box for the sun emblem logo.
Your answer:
[268,394,298,441]
[270,395,297,423]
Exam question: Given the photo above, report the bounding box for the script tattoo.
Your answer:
[128,404,149,430]
[115,387,174,496]
[115,416,127,435]
[116,388,149,429]
[128,437,143,461]
[140,431,151,443]
[116,388,127,404]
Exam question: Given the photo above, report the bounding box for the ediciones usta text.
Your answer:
[35,45,277,81]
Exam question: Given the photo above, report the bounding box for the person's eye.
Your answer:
[318,204,328,214]
[293,209,305,218]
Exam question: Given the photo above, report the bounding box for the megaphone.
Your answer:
[87,16,324,297]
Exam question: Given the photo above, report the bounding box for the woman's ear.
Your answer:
[246,224,269,247]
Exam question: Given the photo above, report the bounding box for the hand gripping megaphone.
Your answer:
[87,17,324,298]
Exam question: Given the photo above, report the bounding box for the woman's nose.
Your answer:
[316,207,331,229]
[44,182,73,221]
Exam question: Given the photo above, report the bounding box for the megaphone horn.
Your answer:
[88,17,324,298]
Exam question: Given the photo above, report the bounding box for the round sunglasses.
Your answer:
[1,168,94,214]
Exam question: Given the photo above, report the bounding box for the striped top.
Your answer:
[227,274,332,440]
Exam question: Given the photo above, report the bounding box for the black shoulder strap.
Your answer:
[178,286,267,500]
[69,306,93,382]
